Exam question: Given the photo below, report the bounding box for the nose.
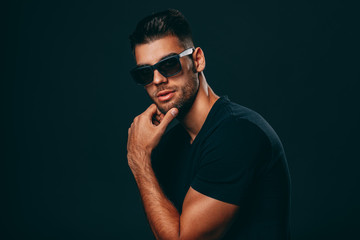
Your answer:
[152,69,168,85]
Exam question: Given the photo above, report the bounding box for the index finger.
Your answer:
[144,104,157,115]
[142,104,159,122]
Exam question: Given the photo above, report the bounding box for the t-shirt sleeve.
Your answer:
[191,118,272,206]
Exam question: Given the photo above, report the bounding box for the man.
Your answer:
[127,9,291,240]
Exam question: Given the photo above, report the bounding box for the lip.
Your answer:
[157,90,175,102]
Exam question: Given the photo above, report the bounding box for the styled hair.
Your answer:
[129,9,194,53]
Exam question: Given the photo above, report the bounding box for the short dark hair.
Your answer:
[129,9,194,53]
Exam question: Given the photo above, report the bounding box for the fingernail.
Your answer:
[171,109,178,117]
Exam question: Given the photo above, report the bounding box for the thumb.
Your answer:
[159,108,178,129]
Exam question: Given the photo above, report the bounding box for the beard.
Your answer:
[150,73,199,119]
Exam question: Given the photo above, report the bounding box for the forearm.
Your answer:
[131,155,180,240]
[127,104,238,240]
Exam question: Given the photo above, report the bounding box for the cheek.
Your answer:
[182,58,196,73]
[145,86,155,98]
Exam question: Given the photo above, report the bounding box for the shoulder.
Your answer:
[194,97,288,168]
[203,97,272,146]
[201,115,272,160]
[208,97,282,150]
[220,97,271,131]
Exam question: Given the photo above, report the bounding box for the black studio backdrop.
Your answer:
[2,0,359,239]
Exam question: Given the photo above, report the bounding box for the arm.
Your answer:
[127,104,239,240]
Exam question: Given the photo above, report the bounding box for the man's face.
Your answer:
[134,35,199,116]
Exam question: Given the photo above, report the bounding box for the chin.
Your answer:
[156,101,176,114]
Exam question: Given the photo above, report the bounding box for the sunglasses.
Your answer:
[130,48,195,86]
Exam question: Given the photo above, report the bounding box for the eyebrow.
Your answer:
[137,52,178,67]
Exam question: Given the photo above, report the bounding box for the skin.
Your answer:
[127,35,240,240]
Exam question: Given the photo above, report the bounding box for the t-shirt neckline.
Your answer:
[188,95,230,146]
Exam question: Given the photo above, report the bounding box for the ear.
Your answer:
[192,47,206,72]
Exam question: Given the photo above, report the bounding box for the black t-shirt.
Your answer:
[151,96,291,240]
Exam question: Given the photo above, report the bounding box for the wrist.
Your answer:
[127,144,152,159]
[127,150,153,176]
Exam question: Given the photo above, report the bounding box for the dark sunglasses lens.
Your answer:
[131,67,153,85]
[157,57,181,77]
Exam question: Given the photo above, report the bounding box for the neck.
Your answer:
[179,72,219,144]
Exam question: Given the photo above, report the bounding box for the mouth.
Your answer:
[156,90,176,102]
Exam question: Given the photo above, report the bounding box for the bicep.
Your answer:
[179,187,239,240]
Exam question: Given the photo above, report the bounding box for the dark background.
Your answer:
[2,0,359,239]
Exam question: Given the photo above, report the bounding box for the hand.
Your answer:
[151,107,165,126]
[127,104,178,174]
